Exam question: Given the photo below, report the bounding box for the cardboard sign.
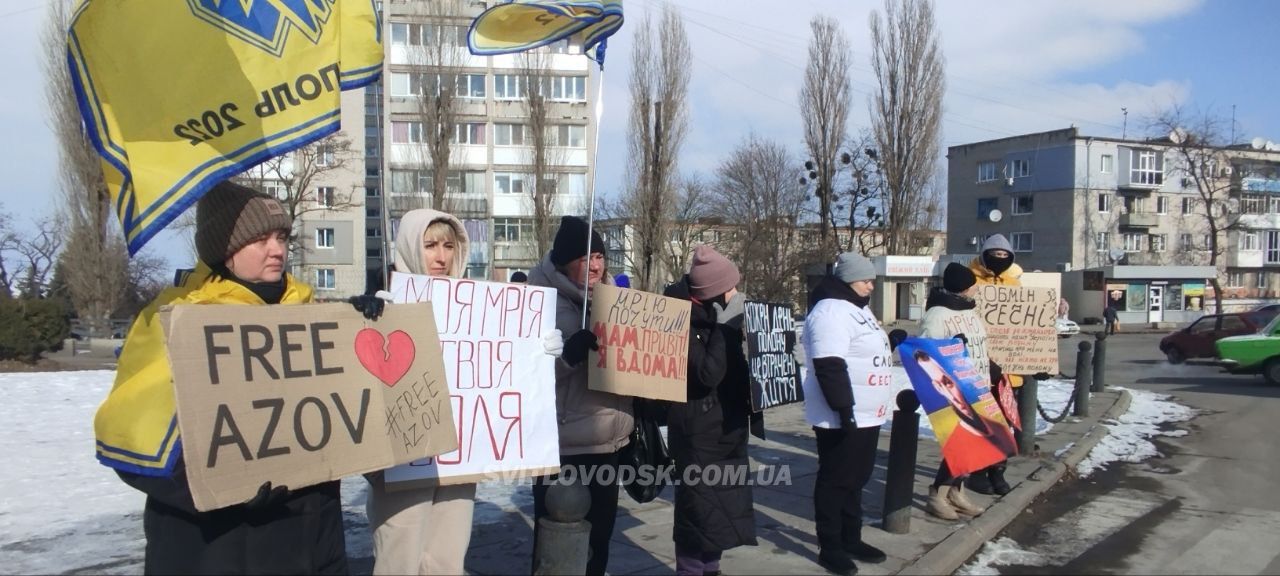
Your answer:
[898,336,1017,476]
[162,302,456,512]
[588,284,689,402]
[385,273,560,486]
[743,301,803,411]
[974,284,1059,374]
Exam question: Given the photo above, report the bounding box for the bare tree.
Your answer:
[623,3,690,292]
[14,216,64,298]
[662,176,716,280]
[517,49,563,258]
[869,0,945,254]
[714,135,810,305]
[1148,106,1243,313]
[0,208,17,296]
[44,0,127,336]
[800,15,852,257]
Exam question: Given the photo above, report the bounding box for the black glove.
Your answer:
[990,362,1004,385]
[244,481,290,510]
[562,329,599,367]
[349,294,386,321]
[888,329,908,351]
[838,407,857,431]
[1033,372,1053,381]
[953,333,968,345]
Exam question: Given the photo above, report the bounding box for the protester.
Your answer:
[801,252,894,576]
[967,234,1022,495]
[662,245,757,575]
[917,263,998,520]
[527,215,633,576]
[94,181,349,574]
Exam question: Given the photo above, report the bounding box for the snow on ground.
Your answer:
[957,536,1049,575]
[1075,386,1195,477]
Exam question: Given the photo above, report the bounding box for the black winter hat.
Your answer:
[942,262,977,293]
[550,216,605,266]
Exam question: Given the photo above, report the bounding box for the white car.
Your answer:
[1056,317,1081,338]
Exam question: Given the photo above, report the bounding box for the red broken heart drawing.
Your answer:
[354,328,416,387]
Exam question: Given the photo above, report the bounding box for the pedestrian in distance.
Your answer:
[663,245,757,575]
[1104,303,1120,335]
[802,252,894,576]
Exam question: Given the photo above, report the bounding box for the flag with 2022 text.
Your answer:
[67,0,382,254]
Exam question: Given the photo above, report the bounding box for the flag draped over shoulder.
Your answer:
[467,0,622,65]
[67,0,383,255]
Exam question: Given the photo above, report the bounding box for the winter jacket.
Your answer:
[663,279,757,553]
[95,263,313,476]
[802,275,894,429]
[527,254,634,456]
[920,287,991,379]
[968,256,1024,387]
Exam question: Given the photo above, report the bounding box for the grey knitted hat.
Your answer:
[834,252,876,283]
[195,180,292,266]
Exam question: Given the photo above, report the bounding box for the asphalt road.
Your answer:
[973,331,1280,575]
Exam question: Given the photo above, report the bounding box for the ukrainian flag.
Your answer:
[67,0,383,255]
[468,0,623,66]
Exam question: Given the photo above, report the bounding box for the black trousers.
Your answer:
[813,425,881,551]
[532,450,623,576]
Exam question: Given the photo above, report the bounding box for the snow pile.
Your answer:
[957,536,1048,575]
[1075,387,1194,477]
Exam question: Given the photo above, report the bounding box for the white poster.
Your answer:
[384,272,560,485]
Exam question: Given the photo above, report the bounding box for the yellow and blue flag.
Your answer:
[67,0,383,255]
[468,0,623,66]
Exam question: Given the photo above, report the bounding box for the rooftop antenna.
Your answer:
[1121,107,1128,139]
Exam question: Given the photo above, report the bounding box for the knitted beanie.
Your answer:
[687,245,740,300]
[195,180,292,266]
[834,252,876,283]
[942,262,977,293]
[550,216,605,266]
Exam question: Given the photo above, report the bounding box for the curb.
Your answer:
[897,389,1133,576]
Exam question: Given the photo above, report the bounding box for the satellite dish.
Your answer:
[988,209,1003,223]
[1252,137,1267,150]
[1267,141,1279,152]
[1108,248,1126,263]
[1169,127,1188,144]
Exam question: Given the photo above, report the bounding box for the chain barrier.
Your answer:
[1037,395,1076,423]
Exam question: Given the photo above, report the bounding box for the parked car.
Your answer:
[1159,311,1271,364]
[1217,314,1280,384]
[1056,317,1080,338]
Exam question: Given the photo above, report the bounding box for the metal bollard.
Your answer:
[1092,332,1107,392]
[1073,341,1093,417]
[882,390,920,534]
[533,481,592,575]
[1018,376,1038,456]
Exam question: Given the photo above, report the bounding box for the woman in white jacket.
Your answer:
[801,252,893,576]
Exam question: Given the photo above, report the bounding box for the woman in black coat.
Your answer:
[663,245,757,576]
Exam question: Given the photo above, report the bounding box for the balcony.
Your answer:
[1242,177,1280,194]
[1119,212,1160,228]
[1227,250,1264,268]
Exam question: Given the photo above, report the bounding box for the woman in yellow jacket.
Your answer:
[966,234,1022,495]
[94,181,354,574]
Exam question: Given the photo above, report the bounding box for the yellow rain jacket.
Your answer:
[94,264,313,476]
[969,256,1025,387]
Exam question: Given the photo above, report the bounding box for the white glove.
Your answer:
[542,329,564,357]
[374,290,395,302]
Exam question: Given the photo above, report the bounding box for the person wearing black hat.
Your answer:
[527,215,633,575]
[95,180,352,574]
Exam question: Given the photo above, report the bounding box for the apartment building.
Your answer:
[947,127,1280,322]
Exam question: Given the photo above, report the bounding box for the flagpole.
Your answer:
[581,63,605,330]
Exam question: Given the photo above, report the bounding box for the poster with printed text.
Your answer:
[743,301,803,411]
[385,273,561,486]
[587,284,690,402]
[974,284,1059,374]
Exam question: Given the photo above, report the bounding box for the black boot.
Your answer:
[818,548,858,576]
[844,541,886,564]
[988,464,1012,496]
[967,468,994,495]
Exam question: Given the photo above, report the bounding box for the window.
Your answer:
[494,172,527,195]
[560,173,587,196]
[390,23,465,46]
[316,145,334,167]
[1094,232,1109,253]
[456,74,486,98]
[1188,317,1216,335]
[1131,149,1164,186]
[1270,196,1280,214]
[316,228,335,249]
[1259,272,1269,290]
[1149,234,1166,253]
[1241,232,1260,251]
[1243,194,1266,215]
[315,268,336,290]
[544,76,586,101]
[1222,315,1247,331]
[1202,234,1212,250]
[453,123,486,145]
[977,197,998,219]
[547,124,586,147]
[262,182,287,199]
[317,186,335,208]
[1182,197,1194,214]
[494,74,524,99]
[1098,193,1111,213]
[1008,159,1031,178]
[977,161,998,183]
[494,123,526,146]
[1123,233,1144,252]
[493,218,533,242]
[1180,233,1194,251]
[1267,231,1280,264]
[391,121,425,144]
[1012,195,1033,215]
[1100,154,1113,173]
[1123,195,1145,214]
[1227,271,1243,288]
[1010,232,1033,252]
[446,171,486,195]
[1156,196,1168,214]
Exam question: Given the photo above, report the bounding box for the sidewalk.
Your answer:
[458,388,1131,575]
